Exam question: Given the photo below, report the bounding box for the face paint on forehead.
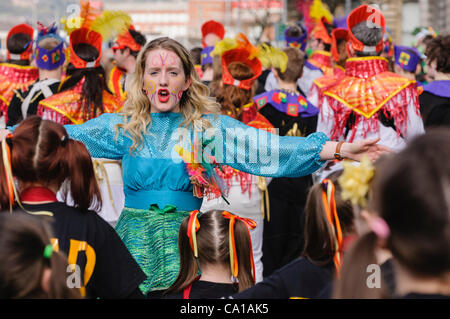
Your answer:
[148,50,180,68]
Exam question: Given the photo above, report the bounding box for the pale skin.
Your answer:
[0,48,390,162]
[113,47,137,75]
[307,37,326,53]
[39,65,63,82]
[393,64,417,81]
[142,48,191,113]
[199,262,233,284]
[272,68,299,92]
[427,60,450,81]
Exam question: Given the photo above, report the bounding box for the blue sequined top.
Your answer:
[65,112,329,211]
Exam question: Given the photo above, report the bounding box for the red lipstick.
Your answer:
[158,89,170,103]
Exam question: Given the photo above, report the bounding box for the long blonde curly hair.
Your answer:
[116,37,221,152]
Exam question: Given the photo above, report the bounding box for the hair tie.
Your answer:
[43,244,53,259]
[321,179,343,276]
[187,210,200,258]
[61,134,68,147]
[369,217,390,239]
[1,137,53,217]
[5,133,13,149]
[222,211,257,283]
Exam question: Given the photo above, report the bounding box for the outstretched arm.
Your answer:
[320,138,391,162]
[209,115,389,178]
[64,113,128,160]
[211,114,329,178]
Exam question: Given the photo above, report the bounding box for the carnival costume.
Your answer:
[39,8,130,226]
[316,5,424,154]
[0,24,38,126]
[64,110,329,293]
[266,17,335,95]
[297,17,335,96]
[308,28,348,106]
[394,45,421,75]
[38,27,123,124]
[7,23,65,127]
[264,23,309,95]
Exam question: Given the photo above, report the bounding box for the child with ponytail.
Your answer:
[230,170,356,299]
[164,210,256,299]
[334,128,450,299]
[0,212,80,299]
[0,116,146,299]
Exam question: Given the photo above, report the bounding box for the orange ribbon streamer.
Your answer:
[222,210,257,283]
[187,210,200,258]
[2,136,14,210]
[321,179,343,277]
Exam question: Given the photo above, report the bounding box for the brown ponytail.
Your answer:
[164,210,255,295]
[302,171,355,269]
[0,116,101,212]
[0,212,80,298]
[332,232,387,298]
[60,138,102,211]
[215,62,256,120]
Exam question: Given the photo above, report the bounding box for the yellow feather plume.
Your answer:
[80,0,102,29]
[235,33,260,60]
[60,0,102,35]
[60,17,83,35]
[257,43,288,73]
[90,11,132,42]
[310,0,334,24]
[212,33,287,72]
[211,38,238,57]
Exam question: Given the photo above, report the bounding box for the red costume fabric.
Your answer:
[107,66,127,102]
[317,56,419,141]
[0,63,38,121]
[307,50,333,76]
[37,79,123,125]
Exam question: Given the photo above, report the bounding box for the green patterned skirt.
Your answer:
[115,204,190,294]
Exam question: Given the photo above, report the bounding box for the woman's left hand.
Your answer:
[341,138,391,162]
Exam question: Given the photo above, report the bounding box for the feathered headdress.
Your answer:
[69,27,103,69]
[331,28,348,62]
[394,45,421,73]
[35,22,66,70]
[61,1,132,69]
[309,0,334,26]
[61,1,131,40]
[201,20,225,48]
[284,24,308,51]
[213,33,287,90]
[312,16,334,45]
[111,24,143,52]
[6,23,34,61]
[347,4,385,54]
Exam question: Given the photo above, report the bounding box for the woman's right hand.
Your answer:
[0,129,11,141]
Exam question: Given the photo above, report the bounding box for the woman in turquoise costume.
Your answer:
[5,37,387,295]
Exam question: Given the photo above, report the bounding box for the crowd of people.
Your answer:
[0,1,449,300]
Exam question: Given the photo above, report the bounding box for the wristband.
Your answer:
[334,141,345,161]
